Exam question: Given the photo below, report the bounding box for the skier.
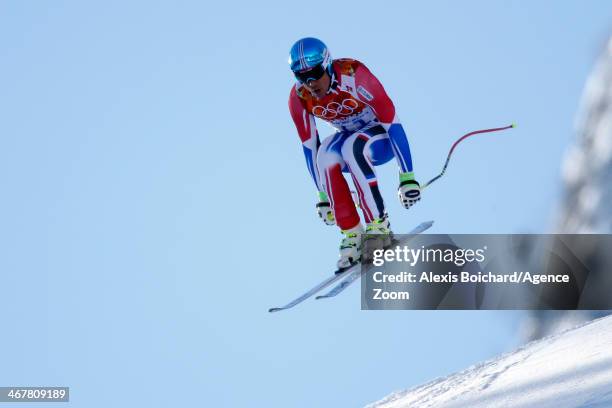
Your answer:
[288,37,421,269]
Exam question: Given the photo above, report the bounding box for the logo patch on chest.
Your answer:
[357,86,373,101]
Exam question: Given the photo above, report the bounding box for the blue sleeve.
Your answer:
[302,135,322,191]
[385,121,414,174]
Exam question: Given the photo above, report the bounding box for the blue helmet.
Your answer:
[288,37,332,78]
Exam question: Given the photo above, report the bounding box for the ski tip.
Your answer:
[419,220,434,229]
[268,307,282,313]
[511,123,517,128]
[315,295,328,300]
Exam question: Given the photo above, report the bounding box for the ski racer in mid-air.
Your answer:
[288,37,422,269]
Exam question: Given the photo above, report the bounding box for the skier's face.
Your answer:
[303,71,331,99]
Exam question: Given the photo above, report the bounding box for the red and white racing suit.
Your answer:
[289,58,415,230]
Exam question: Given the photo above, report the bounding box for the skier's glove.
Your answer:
[398,172,421,209]
[316,191,335,226]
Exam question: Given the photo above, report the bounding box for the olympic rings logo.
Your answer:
[312,98,360,119]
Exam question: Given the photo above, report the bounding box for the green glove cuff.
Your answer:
[399,171,416,183]
[318,191,329,202]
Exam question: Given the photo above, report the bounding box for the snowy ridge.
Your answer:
[522,35,612,342]
[367,315,612,408]
[558,35,612,234]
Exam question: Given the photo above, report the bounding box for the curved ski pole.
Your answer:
[421,124,515,190]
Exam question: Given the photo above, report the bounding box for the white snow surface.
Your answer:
[367,315,612,408]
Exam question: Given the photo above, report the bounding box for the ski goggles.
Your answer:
[294,64,326,83]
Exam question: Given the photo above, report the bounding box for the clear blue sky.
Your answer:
[1,1,610,407]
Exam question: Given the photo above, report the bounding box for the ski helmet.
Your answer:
[288,37,333,83]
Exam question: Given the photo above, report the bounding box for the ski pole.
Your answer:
[421,124,516,190]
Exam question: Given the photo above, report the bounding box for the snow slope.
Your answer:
[367,315,612,408]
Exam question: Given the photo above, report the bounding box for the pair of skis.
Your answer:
[268,220,433,313]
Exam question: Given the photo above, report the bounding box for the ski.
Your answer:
[315,220,434,300]
[268,262,360,313]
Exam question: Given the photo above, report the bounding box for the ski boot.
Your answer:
[337,223,364,271]
[362,215,393,262]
